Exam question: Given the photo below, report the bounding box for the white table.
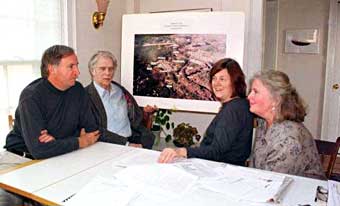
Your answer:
[0,142,327,206]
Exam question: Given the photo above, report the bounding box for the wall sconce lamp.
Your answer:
[92,0,110,29]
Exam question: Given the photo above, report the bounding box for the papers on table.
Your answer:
[328,180,340,206]
[0,151,31,171]
[173,158,221,178]
[113,148,159,168]
[65,163,198,205]
[199,165,292,203]
[115,163,198,201]
[64,176,139,206]
[66,159,292,206]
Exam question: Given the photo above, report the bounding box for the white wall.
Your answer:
[75,0,125,85]
[275,0,330,137]
[74,0,263,137]
[263,1,278,70]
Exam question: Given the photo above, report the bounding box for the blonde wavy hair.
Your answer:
[249,70,307,123]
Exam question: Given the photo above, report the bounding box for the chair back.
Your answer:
[8,114,14,130]
[142,111,154,129]
[315,137,340,178]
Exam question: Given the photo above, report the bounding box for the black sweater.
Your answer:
[187,98,253,166]
[5,78,98,159]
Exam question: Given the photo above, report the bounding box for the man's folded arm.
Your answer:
[19,100,79,159]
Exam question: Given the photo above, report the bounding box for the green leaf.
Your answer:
[155,117,161,124]
[159,111,164,117]
[165,135,171,142]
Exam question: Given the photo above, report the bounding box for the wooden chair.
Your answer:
[142,110,154,129]
[8,114,14,130]
[315,137,340,178]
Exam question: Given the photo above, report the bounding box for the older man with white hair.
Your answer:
[86,50,155,149]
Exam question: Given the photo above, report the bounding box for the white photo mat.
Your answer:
[121,12,245,113]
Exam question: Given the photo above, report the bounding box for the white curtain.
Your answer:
[0,0,67,149]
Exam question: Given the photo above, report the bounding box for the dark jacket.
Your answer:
[187,98,253,166]
[85,81,155,149]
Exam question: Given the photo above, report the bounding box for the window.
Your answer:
[0,0,71,149]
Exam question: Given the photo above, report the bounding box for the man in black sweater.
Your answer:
[4,45,100,159]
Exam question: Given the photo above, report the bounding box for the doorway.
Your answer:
[322,0,340,142]
[263,0,330,139]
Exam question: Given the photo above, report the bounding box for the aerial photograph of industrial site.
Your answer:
[133,34,226,101]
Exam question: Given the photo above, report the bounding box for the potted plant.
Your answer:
[152,109,175,145]
[172,123,201,147]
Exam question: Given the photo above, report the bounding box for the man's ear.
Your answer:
[47,64,56,75]
[90,68,96,77]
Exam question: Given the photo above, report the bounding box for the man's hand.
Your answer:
[128,143,142,148]
[39,130,55,143]
[78,128,100,148]
[143,105,158,113]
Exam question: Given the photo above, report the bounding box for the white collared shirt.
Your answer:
[93,81,132,137]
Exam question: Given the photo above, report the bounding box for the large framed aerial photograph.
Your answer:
[121,12,245,113]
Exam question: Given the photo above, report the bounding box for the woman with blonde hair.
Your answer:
[248,70,325,179]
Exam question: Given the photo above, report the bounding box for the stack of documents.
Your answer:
[199,165,293,203]
[65,163,198,205]
[65,158,292,205]
[328,180,340,206]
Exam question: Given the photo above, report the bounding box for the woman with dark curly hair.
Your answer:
[248,70,325,179]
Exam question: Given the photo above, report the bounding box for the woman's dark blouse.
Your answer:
[187,98,253,166]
